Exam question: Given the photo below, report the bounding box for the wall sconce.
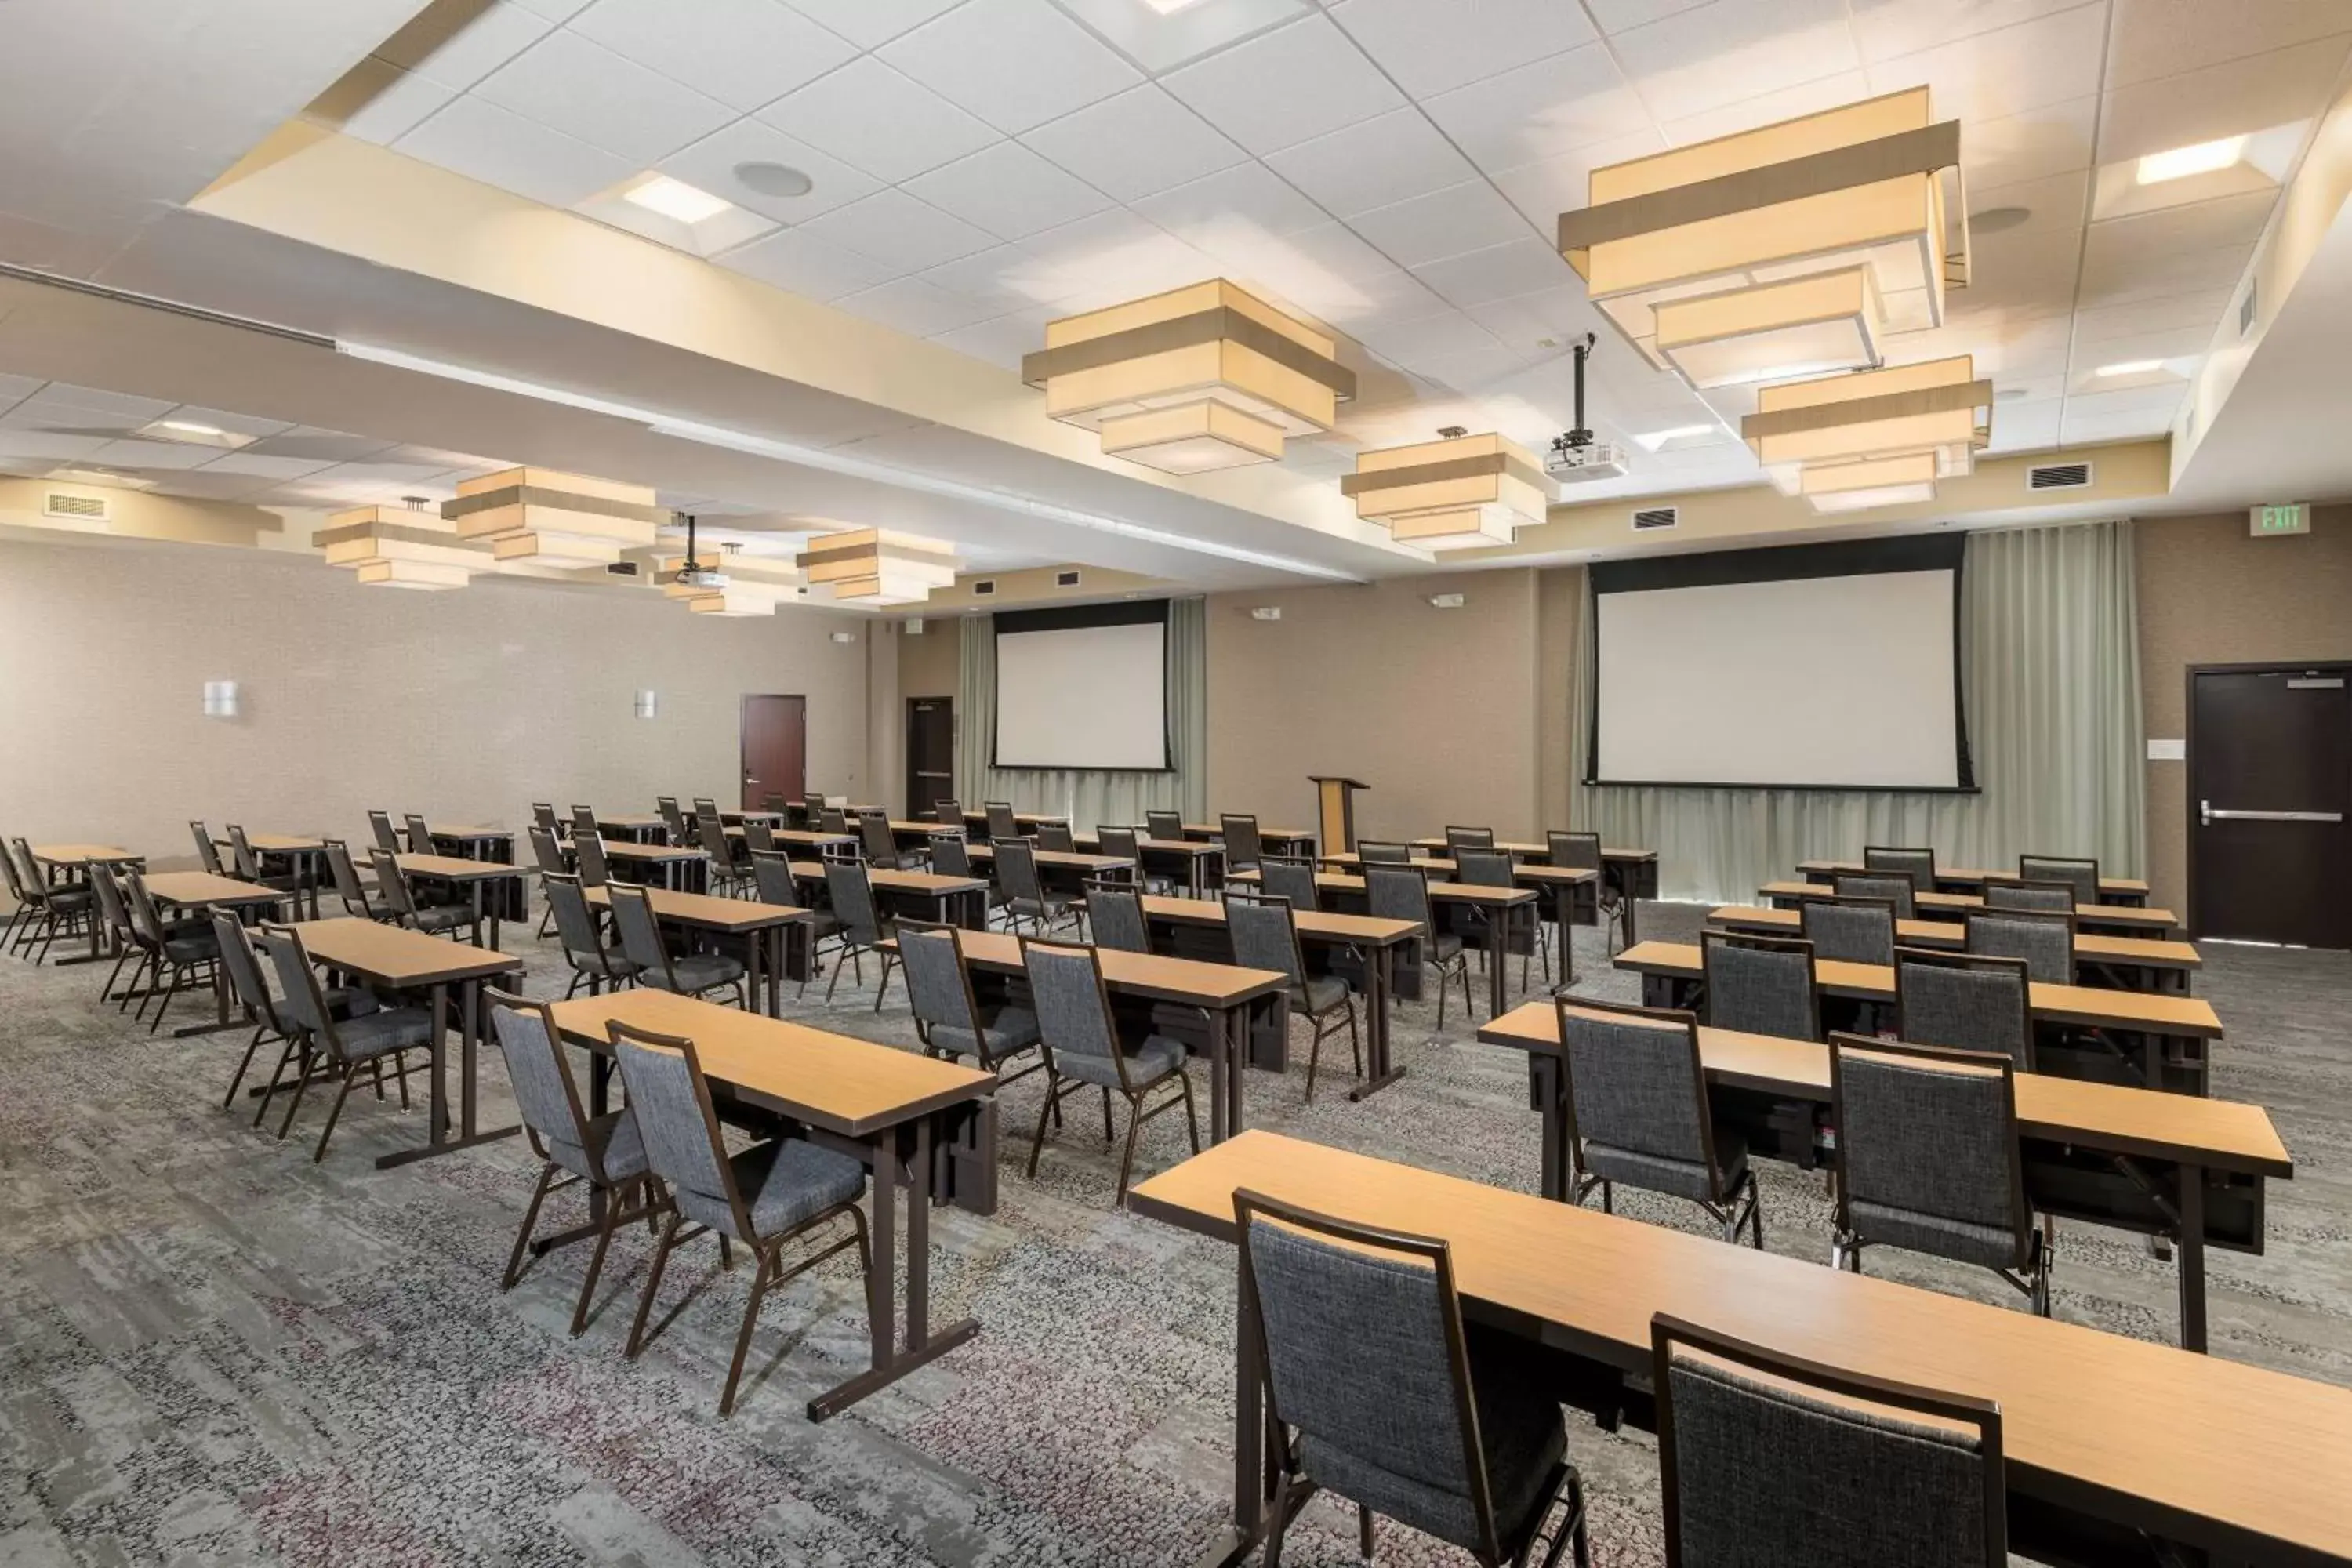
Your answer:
[1428,593,1466,609]
[201,680,239,717]
[633,690,659,720]
[1250,607,1283,621]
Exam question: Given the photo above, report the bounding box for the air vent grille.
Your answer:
[1055,569,1080,587]
[1632,506,1678,532]
[43,492,108,521]
[604,561,639,576]
[972,579,996,596]
[2027,462,2092,491]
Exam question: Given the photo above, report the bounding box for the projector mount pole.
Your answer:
[1565,332,1597,451]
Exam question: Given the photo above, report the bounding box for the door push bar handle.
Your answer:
[2201,801,2344,824]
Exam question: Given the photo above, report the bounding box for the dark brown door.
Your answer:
[2189,664,2350,946]
[906,697,954,821]
[739,695,806,811]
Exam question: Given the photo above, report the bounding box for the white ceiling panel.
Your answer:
[1963,95,2100,189]
[378,1,556,90]
[1420,44,1651,173]
[1662,71,1871,146]
[1324,0,1599,99]
[395,93,633,208]
[1864,3,2108,123]
[714,225,902,299]
[1161,13,1406,155]
[86,437,226,470]
[781,0,963,49]
[1609,0,1863,123]
[1848,0,2094,63]
[471,29,734,165]
[569,0,858,112]
[1984,396,2063,451]
[1411,237,1584,309]
[2099,34,2352,163]
[195,451,342,480]
[757,56,999,183]
[1130,161,1328,245]
[0,430,108,459]
[2076,237,2256,308]
[2070,288,2236,345]
[902,140,1114,241]
[927,307,1056,370]
[1019,86,1247,204]
[832,276,1006,336]
[1966,168,2095,237]
[916,245,1073,313]
[879,0,1141,135]
[336,61,462,146]
[1486,129,1670,230]
[1348,180,1532,268]
[0,373,43,413]
[2088,187,2281,256]
[793,187,997,271]
[2067,323,2214,373]
[659,119,880,226]
[2107,0,2352,87]
[16,382,177,420]
[1013,210,1220,309]
[1264,109,1479,220]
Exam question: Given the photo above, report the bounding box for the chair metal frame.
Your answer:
[607,882,748,1009]
[1697,929,1820,1041]
[1018,936,1200,1206]
[249,920,418,1163]
[1892,946,2037,1071]
[1365,861,1472,1028]
[1228,885,1359,1103]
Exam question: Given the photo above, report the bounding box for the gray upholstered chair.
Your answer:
[1455,845,1531,991]
[1356,840,1414,864]
[927,830,975,880]
[1257,855,1320,913]
[1965,908,2074,984]
[1095,826,1174,896]
[5,837,94,965]
[1547,830,1621,956]
[931,797,961,826]
[1036,820,1076,853]
[1444,825,1497,856]
[1893,948,2034,1069]
[1984,878,2075,913]
[402,812,437,855]
[742,818,778,856]
[984,801,1018,840]
[486,989,657,1336]
[819,806,851,835]
[1083,879,1151,954]
[569,804,599,841]
[369,848,479,944]
[1863,844,1938,889]
[1218,812,1263,873]
[609,1018,870,1417]
[528,824,570,937]
[1700,930,1818,1040]
[1238,1189,1589,1568]
[1145,808,1185,843]
[212,909,379,1114]
[251,921,432,1161]
[748,848,799,909]
[571,830,612,890]
[1652,1312,2006,1567]
[858,811,913,873]
[822,858,897,1008]
[608,883,747,1007]
[83,862,141,1006]
[698,813,753,896]
[2017,854,2098,907]
[1228,887,1359,1102]
[993,836,1080,938]
[1555,996,1760,1246]
[657,796,690,847]
[897,919,1043,1087]
[545,873,637,996]
[226,824,303,903]
[1829,1033,2052,1315]
[1798,895,1897,965]
[366,810,402,854]
[691,797,722,829]
[1366,862,1468,1026]
[1020,938,1199,1205]
[1831,869,1916,920]
[531,802,564,839]
[189,820,226,875]
[323,838,387,921]
[122,869,223,1035]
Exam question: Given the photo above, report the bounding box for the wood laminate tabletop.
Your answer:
[294,916,522,988]
[600,841,707,864]
[231,833,325,853]
[1759,880,2179,931]
[28,844,141,865]
[583,884,808,932]
[964,845,1138,873]
[140,872,285,907]
[1798,858,2150,897]
[1139,894,1422,947]
[784,860,988,897]
[952,927,1286,1008]
[1230,868,1538,909]
[1407,837,1657,862]
[394,853,527,881]
[1708,904,2201,971]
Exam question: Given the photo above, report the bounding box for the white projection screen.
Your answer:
[1589,538,1973,791]
[993,602,1171,771]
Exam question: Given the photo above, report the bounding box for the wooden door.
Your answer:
[906,697,954,821]
[2188,664,2350,946]
[739,695,806,811]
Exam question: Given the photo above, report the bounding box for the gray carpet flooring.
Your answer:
[2,900,2347,1566]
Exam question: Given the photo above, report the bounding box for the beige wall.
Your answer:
[2134,506,2352,916]
[1205,571,1544,841]
[0,535,873,868]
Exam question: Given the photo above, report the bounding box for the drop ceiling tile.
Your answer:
[1848,0,2096,62]
[1131,161,1328,246]
[1965,95,2099,189]
[1421,44,1650,173]
[242,428,403,463]
[1391,340,1531,393]
[1020,85,1247,203]
[1410,236,1581,307]
[162,406,295,439]
[1352,309,1512,365]
[569,0,858,112]
[0,430,107,459]
[2100,34,2351,163]
[1014,212,1221,309]
[902,140,1114,241]
[85,438,222,470]
[2108,0,2352,87]
[1298,267,1455,332]
[2071,288,2233,344]
[1265,109,1479,219]
[379,1,556,89]
[659,118,880,225]
[1984,397,2062,451]
[782,0,962,48]
[312,461,467,488]
[2077,238,2253,307]
[1488,129,1668,229]
[1661,70,1870,146]
[1324,0,1599,98]
[1161,13,1406,156]
[1609,0,1860,124]
[1349,180,1530,267]
[1965,168,2093,237]
[1461,281,1612,354]
[333,60,463,144]
[16,383,176,421]
[1864,3,2107,124]
[195,452,343,480]
[911,245,1051,312]
[396,93,635,208]
[2087,188,2276,262]
[835,277,1008,336]
[880,0,1141,135]
[714,225,902,299]
[929,308,1057,369]
[794,187,998,271]
[757,56,1000,183]
[2062,390,2183,435]
[2067,323,2212,373]
[0,374,42,414]
[474,30,735,165]
[1588,0,1714,33]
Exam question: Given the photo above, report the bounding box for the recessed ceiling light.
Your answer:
[1635,423,1715,451]
[1142,0,1207,12]
[1969,205,2031,234]
[2095,359,2166,377]
[2138,136,2246,185]
[732,161,813,199]
[624,175,733,225]
[158,419,225,437]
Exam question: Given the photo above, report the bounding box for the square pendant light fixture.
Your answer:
[1558,88,1965,386]
[445,467,663,570]
[796,528,958,607]
[316,503,488,590]
[1341,432,1551,550]
[1022,279,1354,475]
[659,553,806,617]
[1743,356,1991,473]
[1798,451,1940,514]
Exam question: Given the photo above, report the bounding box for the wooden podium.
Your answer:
[1309,775,1369,855]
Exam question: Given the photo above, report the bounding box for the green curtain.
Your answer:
[1566,520,2145,904]
[956,598,1208,832]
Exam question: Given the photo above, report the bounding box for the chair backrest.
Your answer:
[699,812,738,868]
[796,795,823,827]
[927,832,973,879]
[367,849,417,918]
[749,849,798,907]
[1893,948,2034,1069]
[1094,825,1141,862]
[1864,844,1937,887]
[608,1021,753,1242]
[1219,813,1262,870]
[658,796,688,844]
[1236,1189,1509,1563]
[851,813,895,868]
[1964,908,2074,985]
[895,919,981,1038]
[742,818,777,855]
[189,821,224,874]
[825,859,884,946]
[1443,825,1494,856]
[1036,820,1076,853]
[1084,880,1150,953]
[571,831,612,887]
[762,793,790,815]
[403,814,434,855]
[485,987,601,1173]
[322,838,376,917]
[368,810,401,852]
[1831,1033,2032,1271]
[1145,809,1185,842]
[542,873,608,968]
[226,824,263,880]
[1547,829,1602,870]
[532,802,561,835]
[89,861,132,941]
[1984,878,2074,913]
[1832,870,1915,920]
[1653,1312,2005,1568]
[1356,840,1414,864]
[1223,887,1305,985]
[569,805,598,838]
[252,921,332,1037]
[1021,938,1131,1087]
[1454,847,1515,888]
[931,798,961,826]
[692,797,720,822]
[1555,996,1722,1196]
[984,801,1018,840]
[0,839,31,905]
[992,837,1045,906]
[604,883,676,982]
[2016,855,2097,907]
[819,807,850,834]
[1363,862,1434,931]
[1798,896,1897,967]
[1700,930,1818,1040]
[211,909,280,1031]
[528,825,568,876]
[1257,855,1319,913]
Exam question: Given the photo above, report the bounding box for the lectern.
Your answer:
[1308,775,1369,855]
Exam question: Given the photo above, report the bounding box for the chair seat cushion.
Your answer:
[653,953,744,994]
[1849,1199,2023,1270]
[1585,1132,1747,1205]
[550,1107,648,1184]
[572,946,637,978]
[736,1138,867,1238]
[336,1006,434,1061]
[931,1005,1041,1065]
[409,905,473,934]
[1291,974,1350,1014]
[1428,931,1464,961]
[161,931,220,962]
[1053,1033,1187,1088]
[46,888,93,910]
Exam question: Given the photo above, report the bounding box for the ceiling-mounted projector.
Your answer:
[1544,332,1631,483]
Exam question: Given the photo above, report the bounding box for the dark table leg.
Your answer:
[1351,940,1406,1102]
[1207,1003,1229,1144]
[2179,1163,2208,1353]
[1530,1054,1568,1202]
[376,978,520,1169]
[1192,1272,1273,1568]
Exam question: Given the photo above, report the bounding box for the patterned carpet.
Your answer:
[1,899,2347,1566]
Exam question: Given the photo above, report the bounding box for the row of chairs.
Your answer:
[1857,844,2109,909]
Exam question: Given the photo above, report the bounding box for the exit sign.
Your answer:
[2251,503,2310,535]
